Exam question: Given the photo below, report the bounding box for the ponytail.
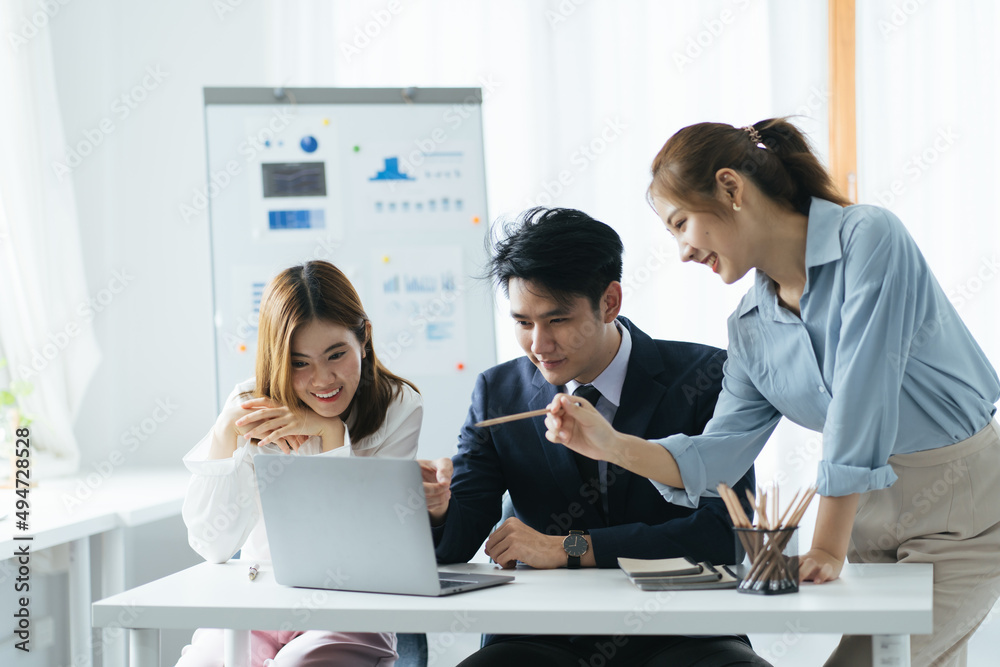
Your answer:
[648,118,850,215]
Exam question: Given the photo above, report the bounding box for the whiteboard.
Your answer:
[203,87,495,460]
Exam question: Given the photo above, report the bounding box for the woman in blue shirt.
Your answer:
[545,119,1000,667]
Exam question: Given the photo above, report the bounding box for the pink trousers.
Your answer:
[175,628,398,667]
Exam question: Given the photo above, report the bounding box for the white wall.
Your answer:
[41,2,275,664]
[50,0,277,472]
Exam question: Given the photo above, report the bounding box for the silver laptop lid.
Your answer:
[255,455,444,596]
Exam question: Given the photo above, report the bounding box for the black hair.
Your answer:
[485,207,624,312]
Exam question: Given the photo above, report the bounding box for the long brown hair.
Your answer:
[254,260,418,441]
[648,118,850,216]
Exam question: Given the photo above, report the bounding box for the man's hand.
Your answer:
[419,458,452,525]
[799,547,845,584]
[484,517,582,570]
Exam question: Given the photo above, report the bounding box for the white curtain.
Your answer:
[856,0,1000,370]
[266,0,830,510]
[0,0,100,474]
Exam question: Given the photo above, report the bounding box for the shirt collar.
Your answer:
[565,320,631,408]
[804,197,844,270]
[738,197,845,319]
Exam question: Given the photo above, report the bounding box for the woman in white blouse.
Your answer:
[177,260,422,667]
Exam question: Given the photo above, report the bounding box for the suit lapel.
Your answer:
[528,369,597,513]
[607,321,667,523]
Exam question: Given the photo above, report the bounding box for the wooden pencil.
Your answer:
[474,408,549,427]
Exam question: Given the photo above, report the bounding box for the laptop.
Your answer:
[254,454,514,596]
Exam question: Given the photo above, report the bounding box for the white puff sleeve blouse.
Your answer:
[181,379,422,563]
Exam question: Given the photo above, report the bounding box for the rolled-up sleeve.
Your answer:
[652,355,781,507]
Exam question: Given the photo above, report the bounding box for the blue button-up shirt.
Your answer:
[655,197,999,506]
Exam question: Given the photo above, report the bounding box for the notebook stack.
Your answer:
[617,556,739,591]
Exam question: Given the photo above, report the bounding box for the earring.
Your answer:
[732,202,741,211]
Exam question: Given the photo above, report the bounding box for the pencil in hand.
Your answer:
[474,408,549,428]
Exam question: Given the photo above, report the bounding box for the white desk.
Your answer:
[1,468,190,667]
[93,560,932,667]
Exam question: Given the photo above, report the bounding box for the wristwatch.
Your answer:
[563,530,589,569]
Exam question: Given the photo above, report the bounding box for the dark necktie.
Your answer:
[571,385,603,506]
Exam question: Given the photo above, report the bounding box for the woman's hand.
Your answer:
[799,547,845,584]
[543,393,621,463]
[236,397,346,454]
[799,493,858,584]
[206,399,257,460]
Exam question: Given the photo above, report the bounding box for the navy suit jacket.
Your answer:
[433,317,755,569]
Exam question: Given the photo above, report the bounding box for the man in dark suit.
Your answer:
[421,207,768,666]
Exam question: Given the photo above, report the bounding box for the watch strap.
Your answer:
[564,529,588,569]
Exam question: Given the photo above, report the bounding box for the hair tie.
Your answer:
[742,125,762,145]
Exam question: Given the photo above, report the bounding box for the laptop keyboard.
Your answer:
[439,578,468,589]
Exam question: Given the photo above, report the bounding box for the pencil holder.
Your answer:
[734,527,798,595]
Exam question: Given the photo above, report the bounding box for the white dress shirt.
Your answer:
[565,321,632,515]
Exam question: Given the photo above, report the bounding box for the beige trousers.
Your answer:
[824,419,1000,667]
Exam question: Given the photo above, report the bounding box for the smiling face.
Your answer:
[653,195,752,285]
[509,277,621,386]
[289,319,364,418]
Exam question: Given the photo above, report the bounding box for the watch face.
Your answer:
[563,534,588,557]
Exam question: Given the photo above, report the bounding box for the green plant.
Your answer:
[0,358,34,440]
